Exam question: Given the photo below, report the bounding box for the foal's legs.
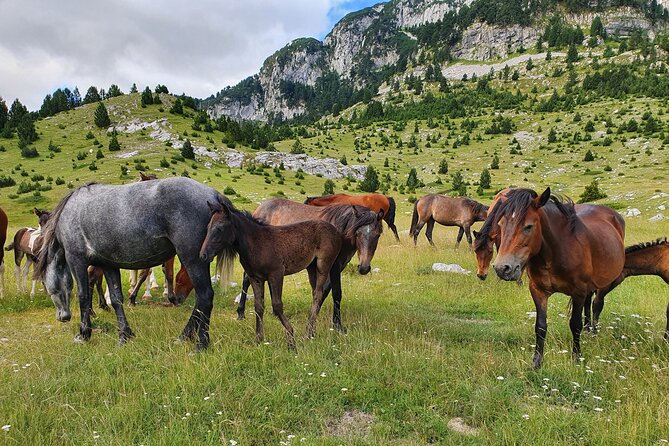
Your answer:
[162,257,175,301]
[127,268,150,305]
[425,219,436,247]
[21,257,32,293]
[268,275,295,350]
[306,263,330,339]
[250,278,265,344]
[237,272,251,320]
[13,249,23,293]
[103,268,135,344]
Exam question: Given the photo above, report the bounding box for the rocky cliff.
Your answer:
[205,0,668,122]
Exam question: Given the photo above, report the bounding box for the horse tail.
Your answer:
[386,196,397,226]
[410,198,420,236]
[4,242,13,251]
[35,188,78,280]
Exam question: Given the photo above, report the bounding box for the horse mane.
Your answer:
[546,193,579,233]
[320,204,382,240]
[625,237,669,254]
[34,186,83,279]
[462,198,488,215]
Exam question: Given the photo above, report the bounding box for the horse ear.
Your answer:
[377,209,385,220]
[207,200,223,214]
[473,230,479,238]
[534,187,551,208]
[139,172,147,181]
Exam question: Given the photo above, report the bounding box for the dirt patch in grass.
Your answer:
[327,410,375,439]
[447,417,480,436]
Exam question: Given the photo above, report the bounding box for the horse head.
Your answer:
[352,207,383,275]
[473,229,495,281]
[493,188,550,282]
[34,208,51,227]
[40,244,73,322]
[200,200,236,263]
[173,266,193,305]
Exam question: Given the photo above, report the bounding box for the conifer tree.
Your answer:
[94,102,111,128]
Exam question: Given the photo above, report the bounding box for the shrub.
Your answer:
[0,175,16,188]
[583,150,595,161]
[223,186,236,195]
[578,180,607,203]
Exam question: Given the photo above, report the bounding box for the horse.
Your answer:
[410,194,488,248]
[4,208,51,297]
[489,187,625,368]
[0,207,7,298]
[584,238,669,340]
[304,193,399,241]
[236,198,383,325]
[472,188,515,280]
[199,197,343,350]
[35,177,235,350]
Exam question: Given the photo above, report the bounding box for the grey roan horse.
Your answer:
[35,178,234,349]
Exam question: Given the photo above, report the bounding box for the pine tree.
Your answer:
[17,115,38,146]
[170,98,183,115]
[578,180,607,203]
[94,102,111,128]
[8,99,28,128]
[141,87,154,106]
[83,86,101,104]
[130,83,138,93]
[181,138,195,159]
[490,154,500,169]
[479,168,491,189]
[323,179,335,195]
[107,84,123,97]
[566,44,579,63]
[359,166,380,192]
[451,171,464,192]
[406,167,422,190]
[108,132,121,151]
[438,158,449,174]
[583,149,595,161]
[0,97,8,130]
[290,138,305,154]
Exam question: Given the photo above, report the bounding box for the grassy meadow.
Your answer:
[1,49,669,444]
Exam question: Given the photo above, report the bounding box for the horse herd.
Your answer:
[0,175,667,368]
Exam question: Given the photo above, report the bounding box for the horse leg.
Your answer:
[530,284,549,369]
[149,268,159,291]
[464,225,473,249]
[583,292,593,332]
[103,268,135,344]
[387,220,400,242]
[143,269,154,298]
[71,262,94,342]
[570,295,586,363]
[329,264,345,334]
[250,279,265,344]
[306,264,329,339]
[237,272,251,321]
[665,301,669,342]
[412,220,426,246]
[13,249,22,293]
[128,269,138,294]
[425,219,436,247]
[268,276,295,351]
[22,258,32,294]
[178,262,215,351]
[0,260,4,298]
[162,258,175,302]
[455,227,465,249]
[128,268,150,305]
[96,276,108,311]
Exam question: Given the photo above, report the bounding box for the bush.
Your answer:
[55,177,65,185]
[583,150,595,161]
[108,133,121,151]
[0,175,16,188]
[223,186,236,195]
[323,179,335,195]
[20,146,39,158]
[359,166,380,192]
[181,139,194,159]
[577,180,607,203]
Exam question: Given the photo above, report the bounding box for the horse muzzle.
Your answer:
[56,309,71,322]
[493,261,522,282]
[358,264,371,275]
[476,271,488,281]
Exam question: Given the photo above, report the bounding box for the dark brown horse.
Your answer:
[0,207,6,298]
[489,187,625,368]
[305,193,399,241]
[410,194,488,248]
[235,198,383,326]
[4,208,51,297]
[584,238,669,340]
[199,196,343,350]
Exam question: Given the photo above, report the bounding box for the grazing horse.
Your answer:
[236,198,383,325]
[35,177,234,350]
[0,208,6,298]
[410,194,488,248]
[584,238,669,340]
[305,193,399,241]
[4,208,51,297]
[490,187,625,368]
[200,197,343,350]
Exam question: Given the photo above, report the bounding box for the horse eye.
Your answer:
[524,224,533,232]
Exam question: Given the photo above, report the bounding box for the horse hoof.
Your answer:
[73,334,87,344]
[194,342,209,352]
[335,325,347,334]
[237,314,245,321]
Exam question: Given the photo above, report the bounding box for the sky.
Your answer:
[0,0,383,111]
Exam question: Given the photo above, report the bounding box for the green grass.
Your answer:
[1,47,669,444]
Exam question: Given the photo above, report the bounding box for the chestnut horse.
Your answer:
[473,188,511,280]
[4,208,51,297]
[305,193,399,241]
[200,196,342,350]
[410,194,488,248]
[0,207,6,297]
[584,238,669,340]
[490,187,625,368]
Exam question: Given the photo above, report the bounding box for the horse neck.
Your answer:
[623,245,667,277]
[228,212,265,264]
[531,204,578,266]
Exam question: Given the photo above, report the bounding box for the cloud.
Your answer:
[0,0,380,110]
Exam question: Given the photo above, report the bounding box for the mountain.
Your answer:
[203,0,669,123]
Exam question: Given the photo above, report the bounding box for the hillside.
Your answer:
[203,0,669,123]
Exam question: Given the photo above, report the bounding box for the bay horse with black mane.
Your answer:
[304,193,399,241]
[199,196,343,350]
[35,177,234,350]
[487,187,625,368]
[584,238,669,340]
[5,208,51,297]
[234,198,383,327]
[410,194,488,248]
[0,207,7,298]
